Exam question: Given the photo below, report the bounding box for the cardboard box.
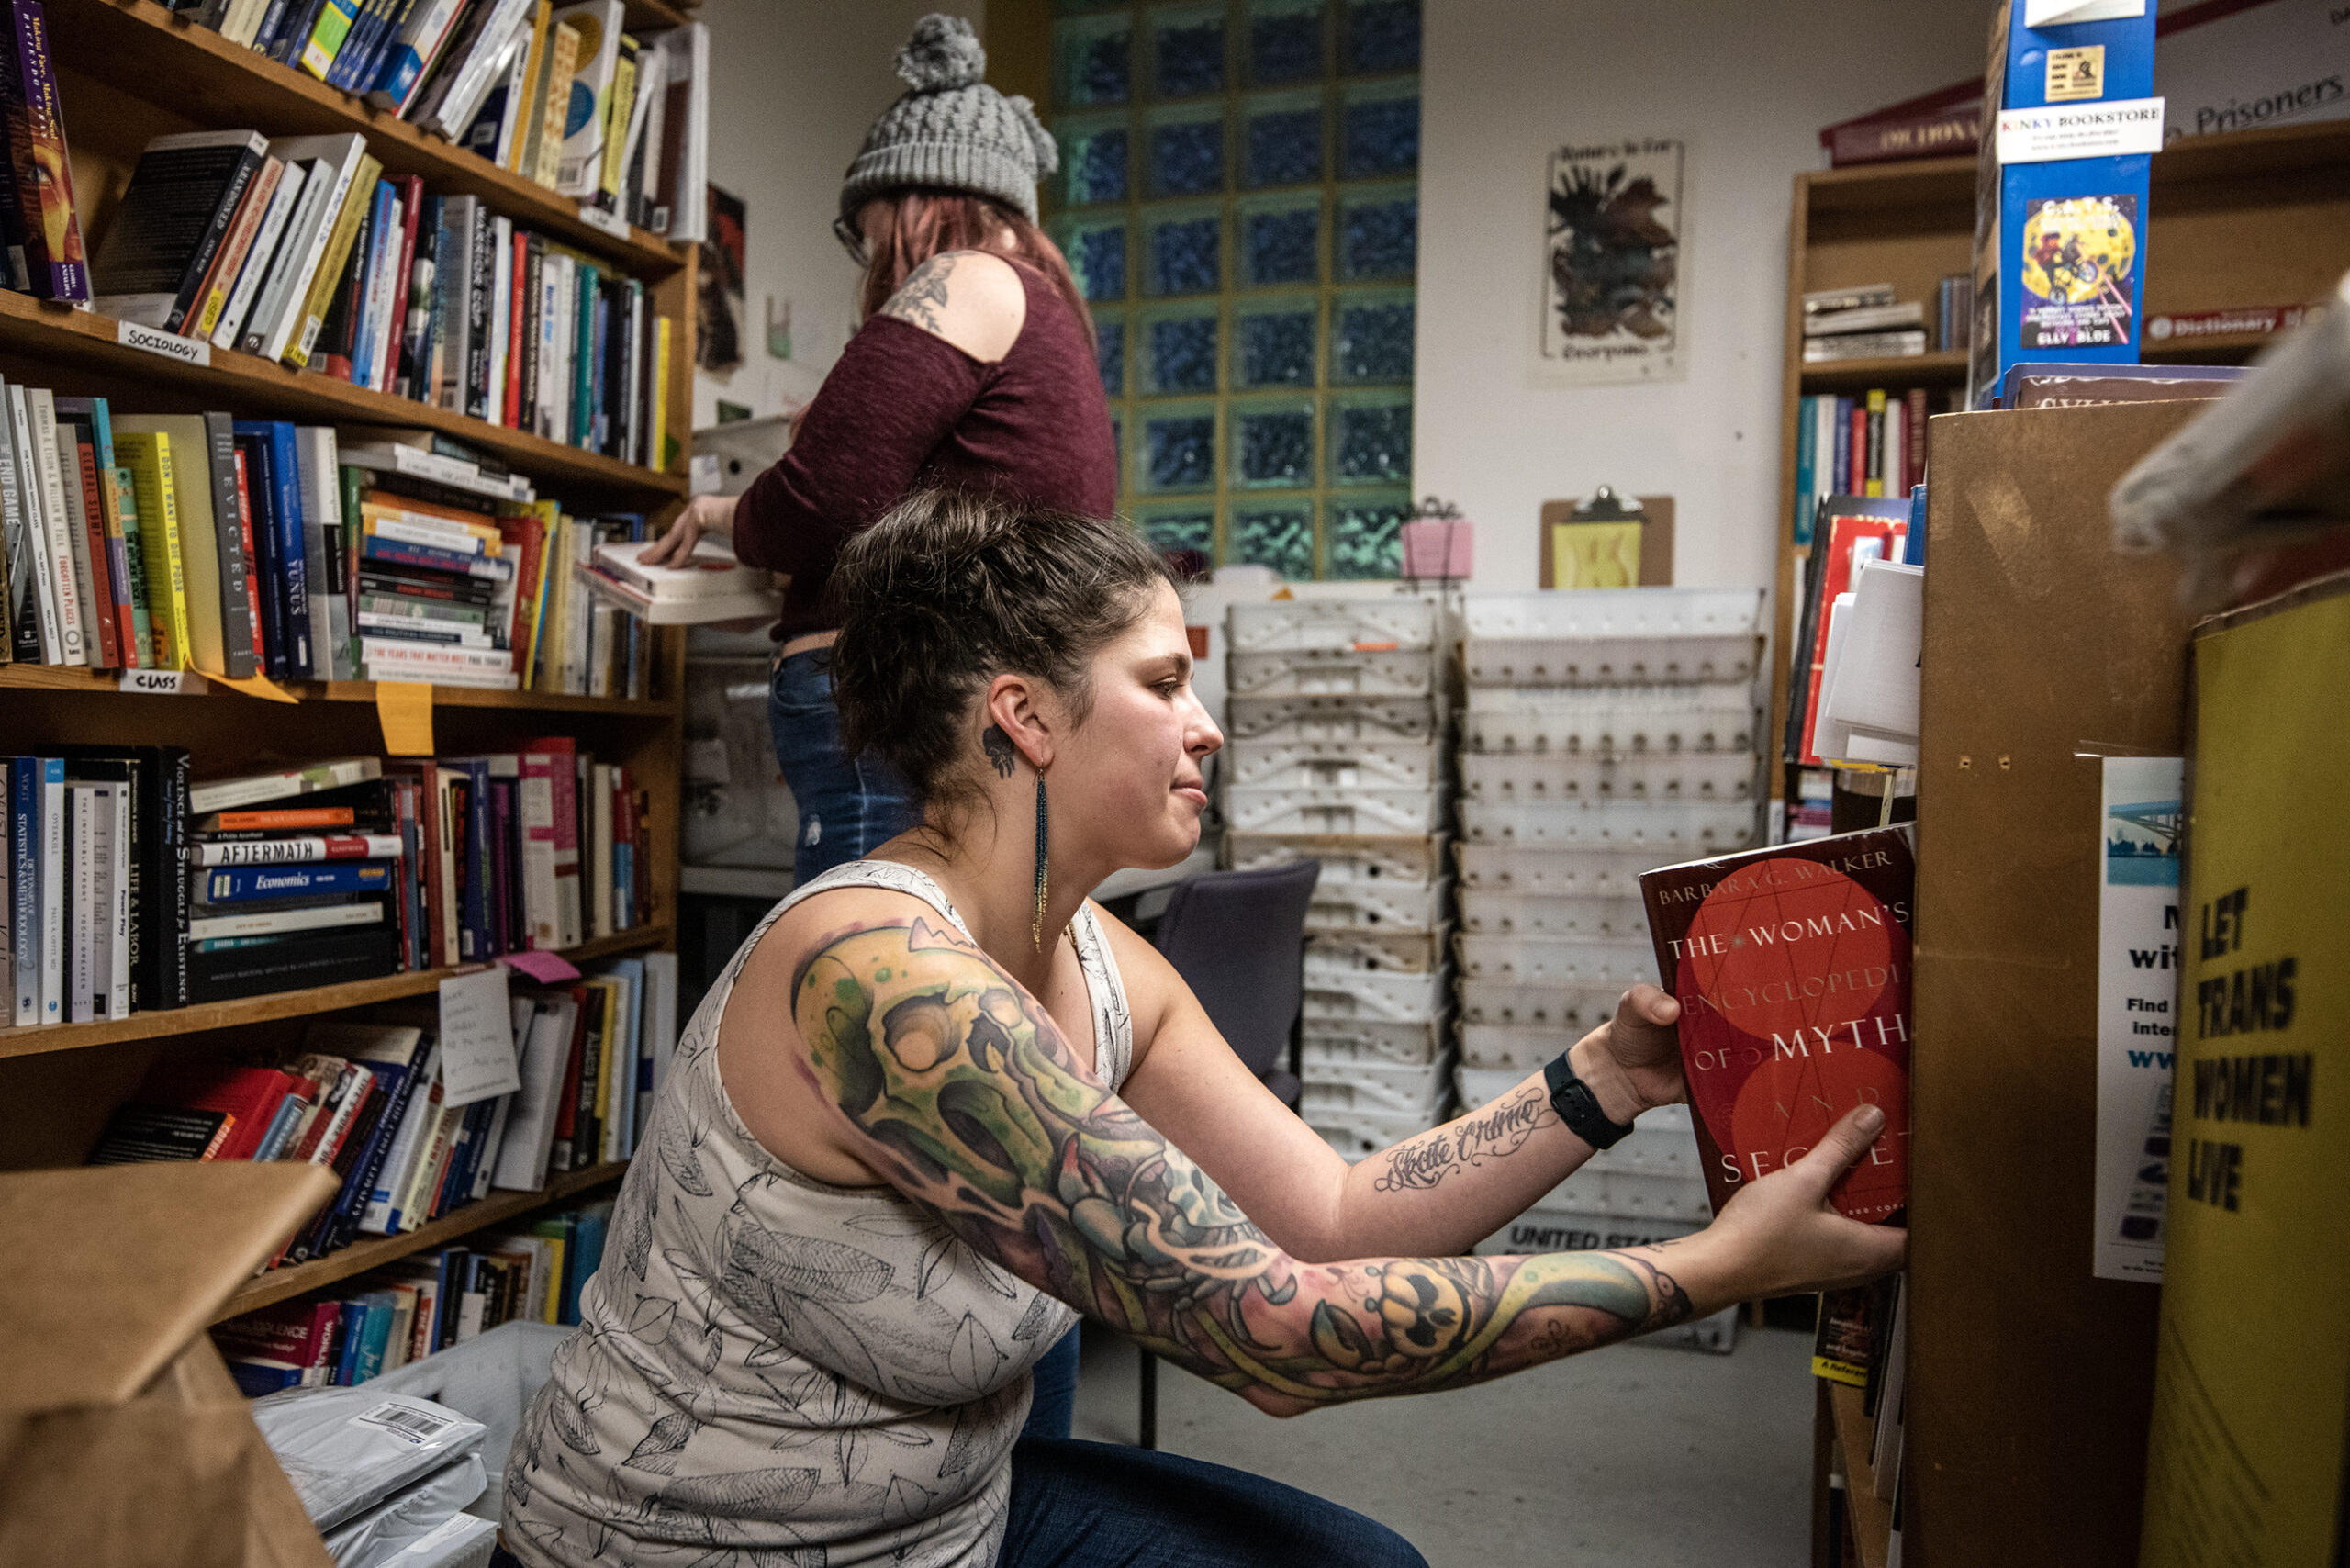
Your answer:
[0,1162,341,1568]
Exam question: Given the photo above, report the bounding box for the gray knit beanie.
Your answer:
[841,15,1059,225]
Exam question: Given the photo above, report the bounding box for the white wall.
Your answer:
[689,0,979,429]
[1416,1,1990,599]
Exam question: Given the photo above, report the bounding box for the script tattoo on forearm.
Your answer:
[792,919,1692,1408]
[1372,1086,1561,1193]
[878,252,959,333]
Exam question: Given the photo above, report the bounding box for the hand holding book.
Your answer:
[1575,983,1688,1126]
[1676,1105,1910,1306]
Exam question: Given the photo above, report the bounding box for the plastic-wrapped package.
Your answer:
[251,1387,487,1530]
[322,1453,488,1567]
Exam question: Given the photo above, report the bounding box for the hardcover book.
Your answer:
[1640,823,1917,1223]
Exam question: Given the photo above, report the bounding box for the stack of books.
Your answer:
[1800,285,1928,364]
[162,1,708,241]
[85,127,677,466]
[211,1199,614,1394]
[576,537,781,625]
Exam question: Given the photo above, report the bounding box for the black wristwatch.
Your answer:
[1545,1052,1636,1151]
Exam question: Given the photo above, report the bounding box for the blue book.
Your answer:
[327,0,398,91]
[9,758,35,1027]
[225,1358,308,1397]
[572,263,599,448]
[229,431,285,678]
[199,861,394,903]
[358,534,514,579]
[1906,486,1929,568]
[252,1092,311,1162]
[1793,395,1817,545]
[1831,398,1853,498]
[351,185,395,390]
[333,1300,367,1385]
[451,757,491,961]
[33,759,60,1025]
[234,421,311,677]
[352,1292,397,1382]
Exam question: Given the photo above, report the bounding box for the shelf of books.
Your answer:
[1770,118,2350,816]
[0,0,710,1398]
[219,1156,626,1322]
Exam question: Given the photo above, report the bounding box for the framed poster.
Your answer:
[1538,137,1685,385]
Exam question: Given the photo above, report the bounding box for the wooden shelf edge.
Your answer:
[62,0,687,279]
[215,1159,629,1321]
[0,661,681,716]
[0,925,672,1059]
[1798,349,1968,388]
[1830,1383,1896,1568]
[0,292,685,500]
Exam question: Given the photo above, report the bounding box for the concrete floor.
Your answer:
[1071,1321,1816,1568]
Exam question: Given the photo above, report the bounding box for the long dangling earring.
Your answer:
[1031,767,1049,951]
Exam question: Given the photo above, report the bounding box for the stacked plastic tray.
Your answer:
[1454,588,1763,1278]
[1223,598,1455,1161]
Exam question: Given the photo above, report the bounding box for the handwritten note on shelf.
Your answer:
[437,969,522,1108]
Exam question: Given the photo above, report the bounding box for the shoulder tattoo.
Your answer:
[879,253,965,334]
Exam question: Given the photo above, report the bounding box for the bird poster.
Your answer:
[1539,137,1684,384]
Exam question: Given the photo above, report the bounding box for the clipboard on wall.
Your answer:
[1539,490,1674,587]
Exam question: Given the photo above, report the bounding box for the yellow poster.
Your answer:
[1548,521,1643,588]
[2140,583,2350,1567]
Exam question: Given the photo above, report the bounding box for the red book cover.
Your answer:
[1847,405,1867,493]
[69,429,118,668]
[1797,510,1908,767]
[139,1064,307,1164]
[505,230,527,426]
[383,175,424,391]
[229,448,264,666]
[1640,824,1916,1223]
[549,983,588,1170]
[495,512,546,671]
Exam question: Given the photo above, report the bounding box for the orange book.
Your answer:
[215,806,359,830]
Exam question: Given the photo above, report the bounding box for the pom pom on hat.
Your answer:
[895,13,986,92]
[1005,95,1058,177]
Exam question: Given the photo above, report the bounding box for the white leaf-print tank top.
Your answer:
[502,860,1136,1567]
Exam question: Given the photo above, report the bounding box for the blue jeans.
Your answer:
[997,1438,1427,1567]
[1020,1326,1080,1440]
[770,646,923,884]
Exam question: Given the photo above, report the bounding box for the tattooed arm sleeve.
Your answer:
[792,917,1707,1414]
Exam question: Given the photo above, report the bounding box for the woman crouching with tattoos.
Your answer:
[498,489,1908,1568]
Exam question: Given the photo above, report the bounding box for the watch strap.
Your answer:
[1544,1053,1635,1151]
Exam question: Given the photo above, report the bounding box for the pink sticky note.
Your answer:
[502,950,583,985]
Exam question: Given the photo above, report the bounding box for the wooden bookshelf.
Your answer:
[1769,118,2350,807]
[0,1,700,1338]
[50,0,686,280]
[1829,1384,1895,1568]
[0,926,671,1061]
[0,661,682,717]
[218,1159,630,1321]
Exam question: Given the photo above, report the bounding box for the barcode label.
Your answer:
[354,1400,458,1445]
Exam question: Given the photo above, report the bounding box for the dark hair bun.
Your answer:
[830,488,1178,810]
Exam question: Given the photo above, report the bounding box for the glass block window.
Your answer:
[1243,89,1322,186]
[1231,503,1316,578]
[1234,398,1315,487]
[1046,0,1417,578]
[1148,104,1225,196]
[1338,185,1416,280]
[1151,4,1226,95]
[1237,297,1317,386]
[1340,79,1417,178]
[1096,310,1128,396]
[1141,402,1217,491]
[1330,390,1412,484]
[1138,504,1218,556]
[1331,289,1411,383]
[1147,206,1223,294]
[1248,0,1324,84]
[1144,304,1220,393]
[1058,15,1134,105]
[1327,488,1409,577]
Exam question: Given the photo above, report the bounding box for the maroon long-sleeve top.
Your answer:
[733,259,1118,639]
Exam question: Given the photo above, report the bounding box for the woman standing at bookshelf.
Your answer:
[643,14,1110,888]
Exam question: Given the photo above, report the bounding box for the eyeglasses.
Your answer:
[834,214,868,266]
